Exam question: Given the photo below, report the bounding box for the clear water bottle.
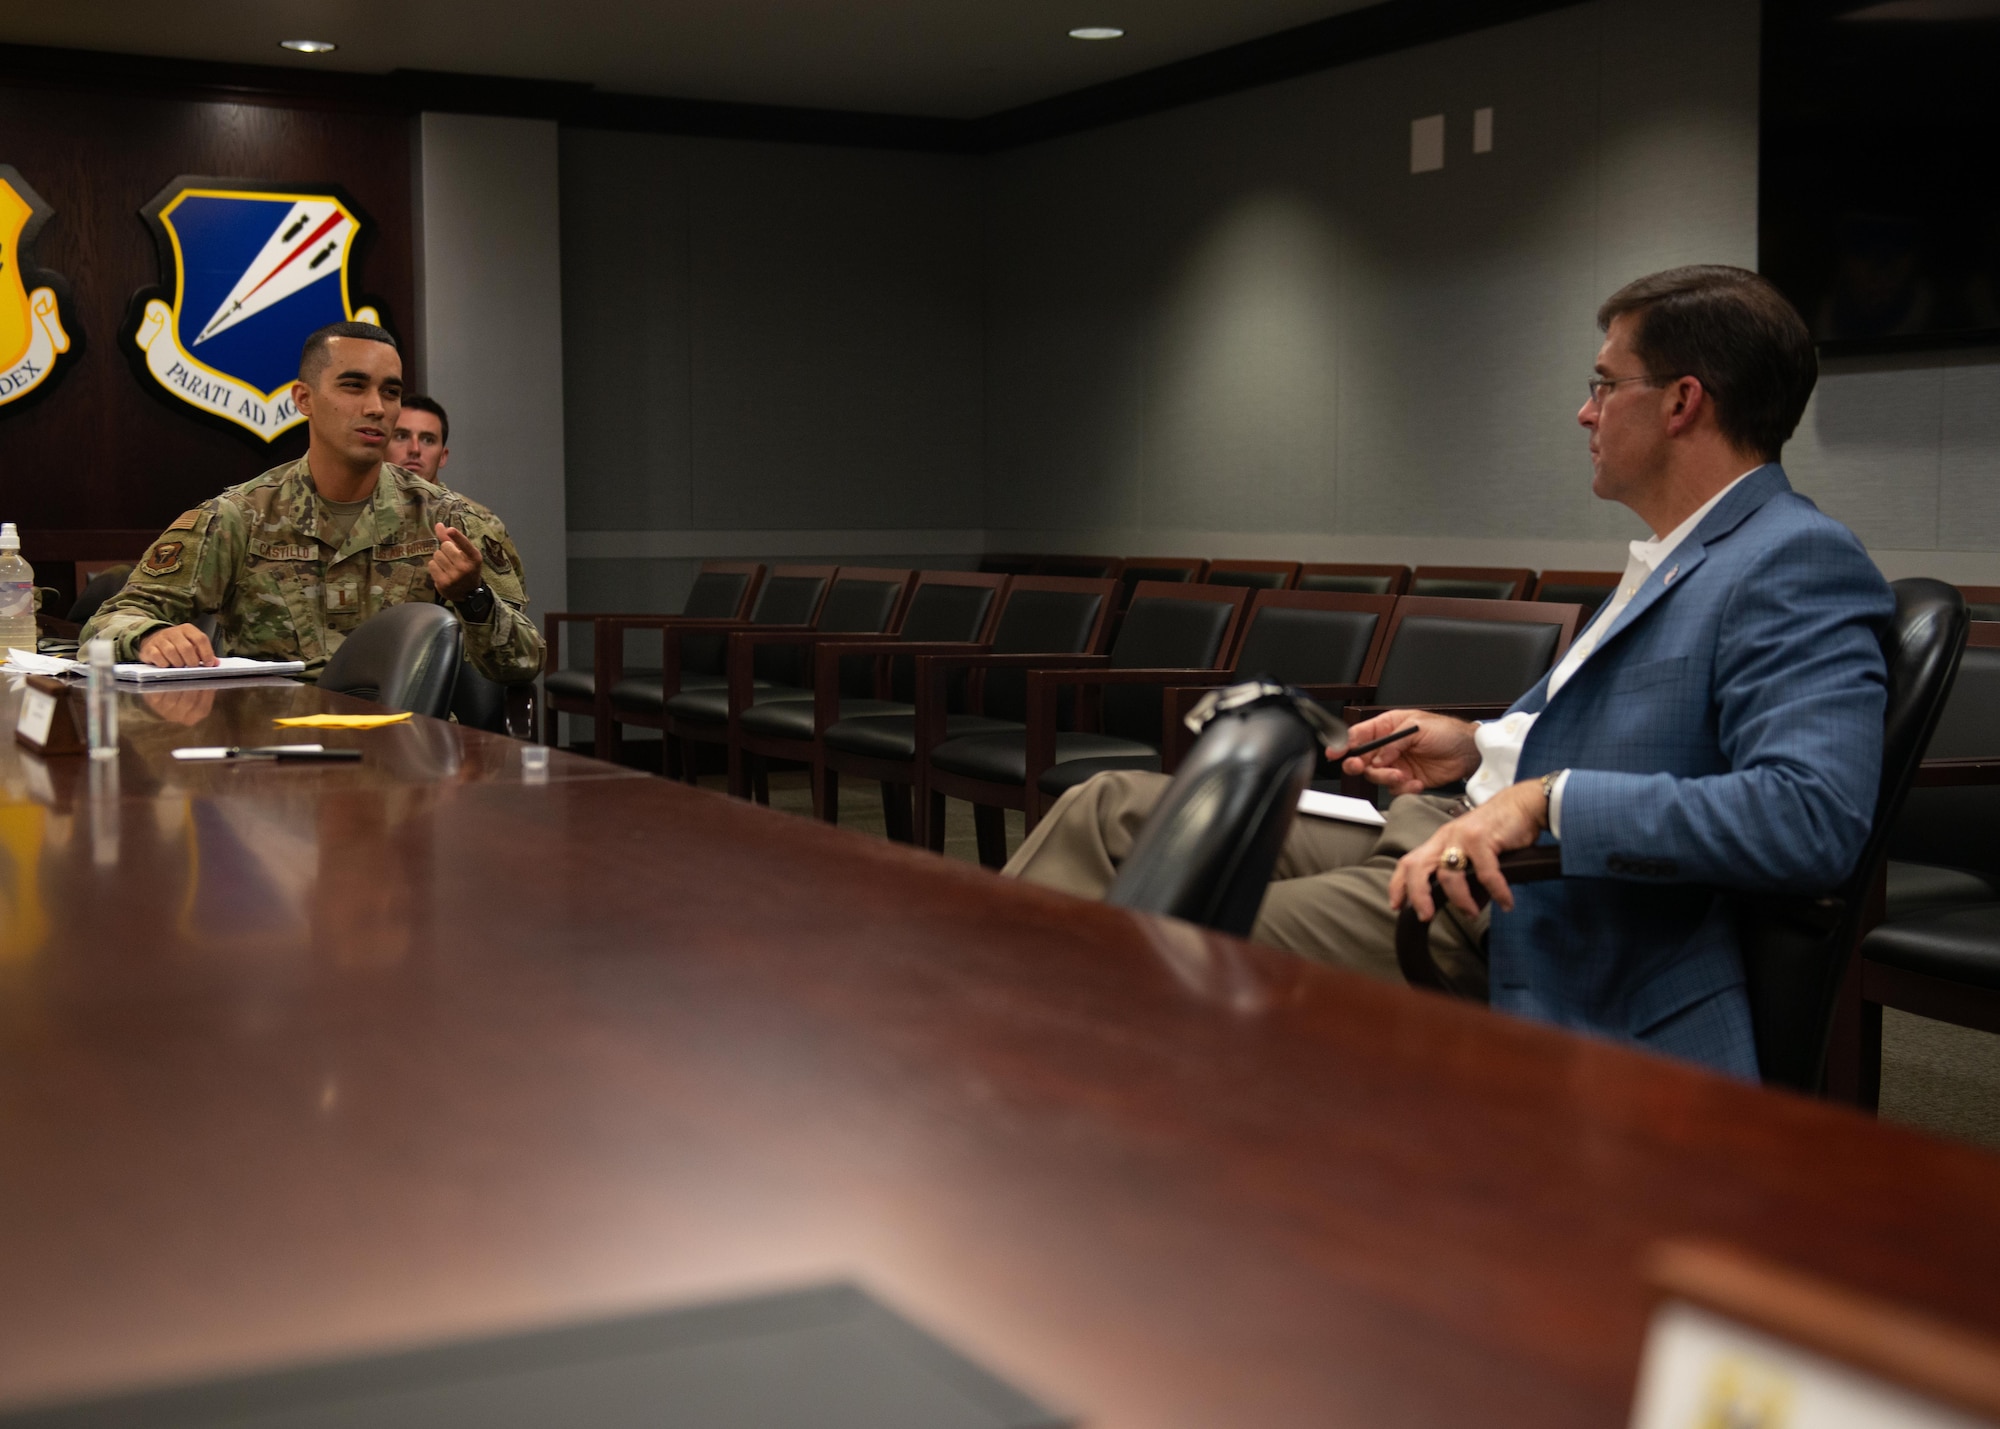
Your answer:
[0,523,35,658]
[87,637,119,759]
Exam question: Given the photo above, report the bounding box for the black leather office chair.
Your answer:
[1106,684,1339,937]
[1843,620,2000,1105]
[320,603,465,718]
[67,565,133,626]
[1397,578,1968,1093]
[451,661,533,735]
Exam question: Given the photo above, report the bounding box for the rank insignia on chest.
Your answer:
[123,178,389,443]
[0,165,78,415]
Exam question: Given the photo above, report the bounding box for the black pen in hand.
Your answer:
[1339,724,1420,761]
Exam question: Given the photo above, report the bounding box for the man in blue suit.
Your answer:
[1006,266,1893,1079]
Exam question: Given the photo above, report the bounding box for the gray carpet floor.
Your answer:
[719,769,2000,1155]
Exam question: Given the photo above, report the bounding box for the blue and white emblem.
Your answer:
[125,177,384,441]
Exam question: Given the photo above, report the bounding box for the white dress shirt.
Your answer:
[1460,469,1755,835]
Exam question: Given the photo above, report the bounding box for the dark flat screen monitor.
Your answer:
[1761,0,2000,353]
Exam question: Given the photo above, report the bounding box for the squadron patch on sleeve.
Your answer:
[141,540,185,576]
[480,536,512,574]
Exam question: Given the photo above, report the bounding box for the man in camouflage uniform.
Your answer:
[84,321,543,684]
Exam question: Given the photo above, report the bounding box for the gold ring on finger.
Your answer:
[1440,846,1467,874]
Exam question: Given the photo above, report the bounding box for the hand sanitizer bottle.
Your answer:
[87,637,119,758]
[0,524,36,658]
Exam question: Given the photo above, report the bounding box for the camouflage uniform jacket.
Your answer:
[81,458,545,683]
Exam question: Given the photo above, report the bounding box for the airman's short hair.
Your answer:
[299,321,398,384]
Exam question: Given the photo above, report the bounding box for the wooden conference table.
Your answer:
[2,677,2000,1426]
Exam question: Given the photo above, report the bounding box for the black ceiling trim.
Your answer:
[0,1,1587,157]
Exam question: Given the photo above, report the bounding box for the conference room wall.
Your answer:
[982,0,1753,568]
[559,128,986,636]
[981,0,2000,583]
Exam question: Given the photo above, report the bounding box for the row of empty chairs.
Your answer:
[978,554,1625,619]
[541,566,1585,864]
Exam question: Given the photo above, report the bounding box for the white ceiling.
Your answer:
[3,0,1388,119]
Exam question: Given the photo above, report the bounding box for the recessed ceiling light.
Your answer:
[1068,26,1125,39]
[279,39,337,54]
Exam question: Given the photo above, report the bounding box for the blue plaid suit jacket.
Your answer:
[1498,464,1893,1079]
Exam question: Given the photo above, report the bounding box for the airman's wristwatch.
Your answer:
[452,582,496,623]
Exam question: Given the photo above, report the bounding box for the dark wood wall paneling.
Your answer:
[0,77,412,595]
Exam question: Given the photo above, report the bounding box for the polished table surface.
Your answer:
[3,679,2000,1425]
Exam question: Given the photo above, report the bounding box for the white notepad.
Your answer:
[6,648,305,682]
[1296,788,1387,826]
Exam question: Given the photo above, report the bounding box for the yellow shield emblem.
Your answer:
[0,164,75,410]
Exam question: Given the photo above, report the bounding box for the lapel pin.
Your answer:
[1663,564,1679,587]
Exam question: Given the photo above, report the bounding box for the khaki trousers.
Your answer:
[1004,771,1489,997]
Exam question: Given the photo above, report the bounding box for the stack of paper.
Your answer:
[4,649,306,682]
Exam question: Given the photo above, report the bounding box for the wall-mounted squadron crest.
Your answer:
[0,164,78,413]
[124,177,388,442]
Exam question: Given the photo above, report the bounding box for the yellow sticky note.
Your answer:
[273,712,414,729]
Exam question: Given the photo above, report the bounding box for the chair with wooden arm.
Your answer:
[819,577,1118,848]
[725,570,1007,817]
[1297,563,1411,596]
[1954,584,2000,622]
[1531,569,1621,624]
[1331,597,1581,793]
[1202,559,1300,591]
[664,569,915,793]
[1396,578,1967,1094]
[924,582,1250,865]
[1093,588,1396,774]
[589,565,828,772]
[1409,565,1537,601]
[539,560,764,753]
[1032,554,1125,580]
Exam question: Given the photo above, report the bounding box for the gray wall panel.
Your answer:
[559,130,693,533]
[560,132,984,617]
[418,113,569,619]
[1788,362,1943,552]
[686,142,984,531]
[1939,361,2000,551]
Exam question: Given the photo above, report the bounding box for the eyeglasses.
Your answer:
[1585,373,1677,404]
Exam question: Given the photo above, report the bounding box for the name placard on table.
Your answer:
[12,675,85,755]
[1631,1242,2000,1429]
